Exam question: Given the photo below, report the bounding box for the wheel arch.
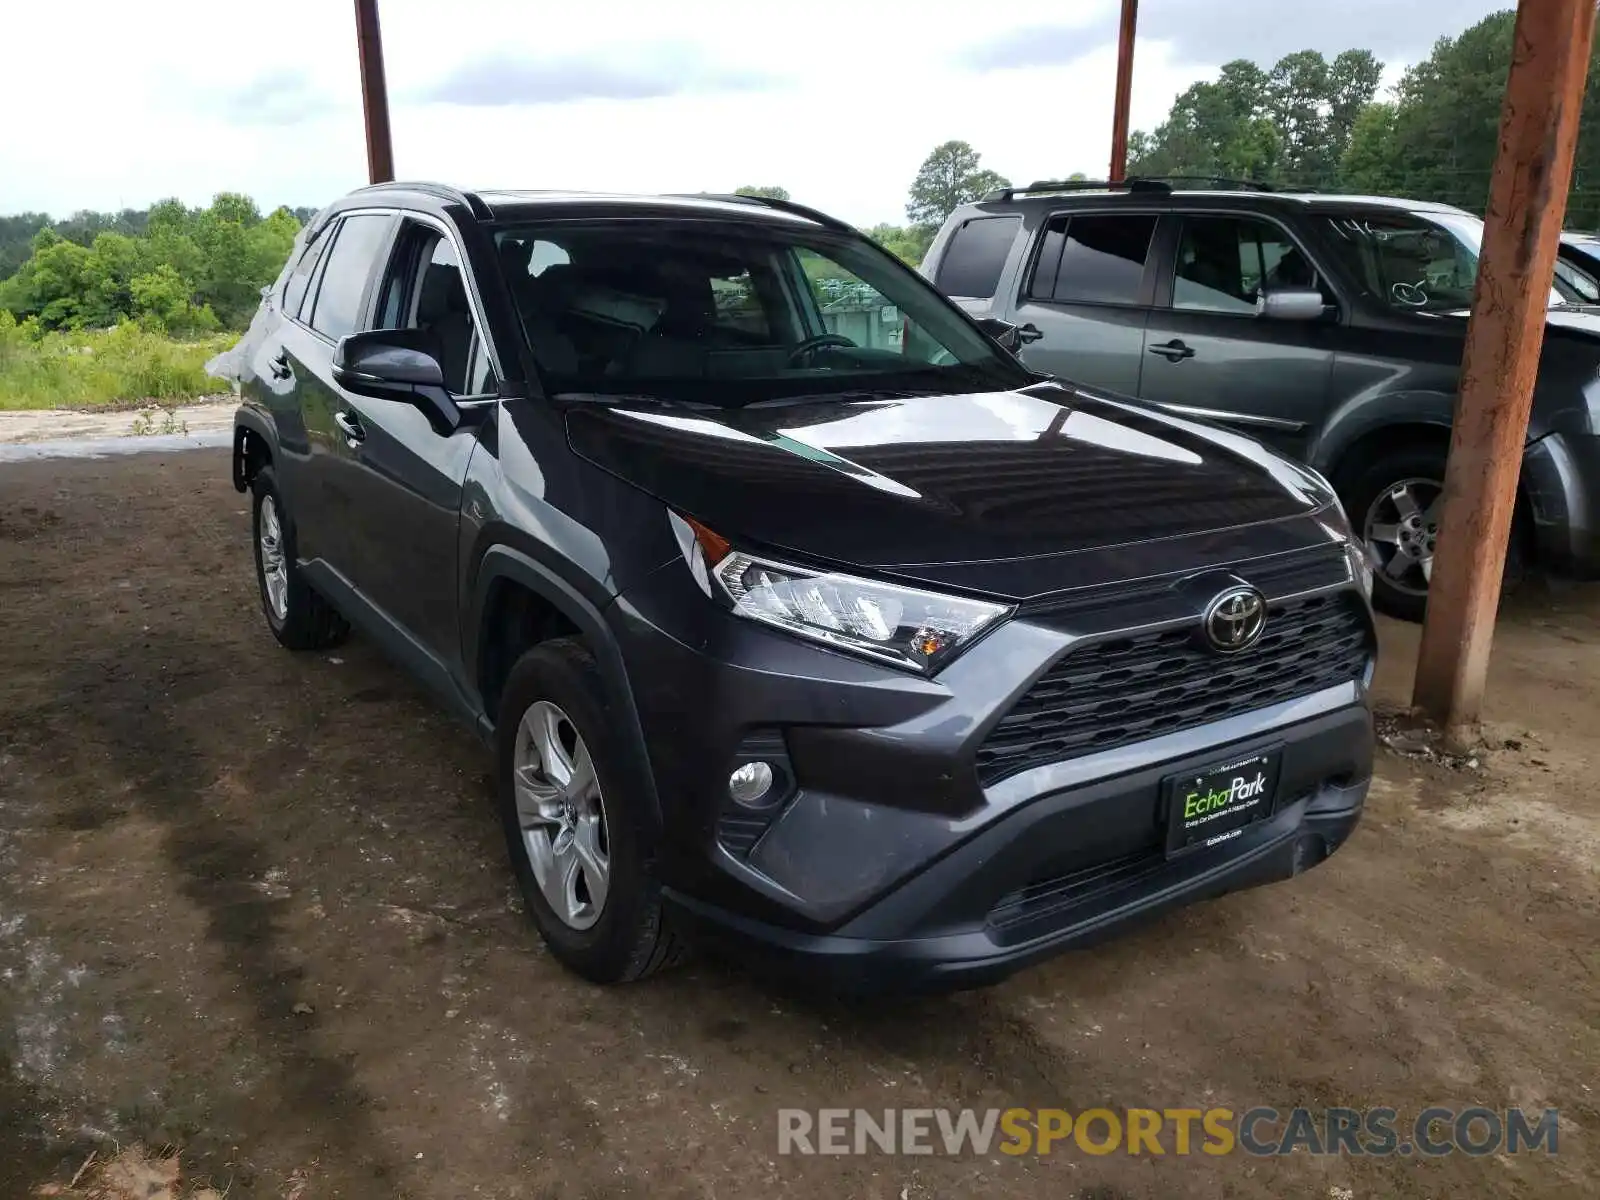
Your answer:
[232,408,278,494]
[468,544,663,834]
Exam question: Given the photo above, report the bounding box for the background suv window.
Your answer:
[1029,215,1157,306]
[307,213,392,340]
[1173,217,1329,314]
[933,215,1020,299]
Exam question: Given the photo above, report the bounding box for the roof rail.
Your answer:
[982,178,1173,202]
[350,180,494,220]
[983,175,1288,202]
[685,193,855,233]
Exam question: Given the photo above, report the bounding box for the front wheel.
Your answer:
[1338,446,1525,622]
[495,638,685,983]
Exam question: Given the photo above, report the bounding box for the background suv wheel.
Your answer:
[249,466,349,651]
[1340,445,1526,622]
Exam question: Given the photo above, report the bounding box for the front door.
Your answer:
[1138,214,1338,459]
[325,221,497,660]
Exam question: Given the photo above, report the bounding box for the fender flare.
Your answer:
[468,544,664,834]
[232,407,278,493]
[1308,391,1455,479]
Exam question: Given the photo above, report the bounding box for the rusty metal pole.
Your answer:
[354,0,395,184]
[1413,0,1596,738]
[1109,0,1139,182]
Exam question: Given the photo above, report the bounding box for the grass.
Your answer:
[0,319,236,411]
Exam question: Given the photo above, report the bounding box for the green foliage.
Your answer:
[733,185,791,201]
[1125,9,1600,226]
[0,309,233,410]
[0,193,300,333]
[864,222,934,267]
[906,141,1010,231]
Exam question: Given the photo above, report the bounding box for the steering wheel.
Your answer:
[787,333,857,367]
[1390,280,1430,307]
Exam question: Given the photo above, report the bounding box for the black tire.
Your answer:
[1338,445,1527,622]
[495,638,685,983]
[250,465,349,651]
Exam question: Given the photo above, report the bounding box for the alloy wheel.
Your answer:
[1363,476,1442,598]
[258,495,289,620]
[512,700,611,931]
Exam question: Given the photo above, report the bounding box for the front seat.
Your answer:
[416,263,474,393]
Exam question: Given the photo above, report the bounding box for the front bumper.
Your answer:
[1523,431,1600,576]
[610,557,1374,990]
[667,706,1369,993]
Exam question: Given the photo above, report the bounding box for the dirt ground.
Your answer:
[1,449,1596,1200]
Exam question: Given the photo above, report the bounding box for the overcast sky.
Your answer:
[3,0,1509,227]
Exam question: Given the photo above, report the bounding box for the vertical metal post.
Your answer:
[354,0,395,184]
[1413,0,1596,736]
[1109,0,1139,182]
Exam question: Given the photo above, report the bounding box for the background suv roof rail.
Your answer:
[687,193,856,233]
[982,178,1175,202]
[351,180,494,220]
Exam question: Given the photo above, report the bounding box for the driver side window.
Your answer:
[374,222,497,396]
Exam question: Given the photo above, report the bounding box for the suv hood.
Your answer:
[566,382,1348,601]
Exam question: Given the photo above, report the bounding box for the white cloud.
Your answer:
[0,0,1501,226]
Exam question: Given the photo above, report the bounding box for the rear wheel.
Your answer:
[250,465,349,650]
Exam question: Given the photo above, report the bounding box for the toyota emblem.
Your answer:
[1202,586,1267,653]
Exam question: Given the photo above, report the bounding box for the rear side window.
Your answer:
[308,213,392,340]
[281,233,329,322]
[933,215,1020,298]
[1029,214,1157,306]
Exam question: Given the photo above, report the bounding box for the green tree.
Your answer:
[863,223,934,267]
[734,185,791,201]
[906,141,1010,231]
[1339,102,1403,194]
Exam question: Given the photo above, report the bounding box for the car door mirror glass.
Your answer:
[1258,289,1326,321]
[333,329,460,433]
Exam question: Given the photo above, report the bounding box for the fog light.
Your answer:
[728,761,775,806]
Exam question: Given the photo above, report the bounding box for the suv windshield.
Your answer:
[494,221,1031,405]
[1323,211,1570,311]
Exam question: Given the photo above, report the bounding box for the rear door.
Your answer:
[325,218,498,660]
[1009,212,1158,395]
[1137,213,1339,458]
[296,211,397,578]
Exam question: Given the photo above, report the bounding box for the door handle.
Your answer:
[1016,322,1045,344]
[1148,339,1195,362]
[268,349,293,380]
[334,410,366,446]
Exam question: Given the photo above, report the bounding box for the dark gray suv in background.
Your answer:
[922,179,1600,619]
[227,182,1375,992]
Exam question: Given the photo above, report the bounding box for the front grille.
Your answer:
[975,592,1371,786]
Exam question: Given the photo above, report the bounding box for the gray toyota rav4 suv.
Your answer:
[227,182,1376,992]
[922,178,1600,621]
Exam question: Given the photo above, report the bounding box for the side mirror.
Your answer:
[976,316,1022,351]
[332,329,460,433]
[1258,289,1327,322]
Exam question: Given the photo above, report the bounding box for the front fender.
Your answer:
[466,543,664,833]
[1308,389,1455,477]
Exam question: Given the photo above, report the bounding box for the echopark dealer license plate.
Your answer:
[1164,750,1281,855]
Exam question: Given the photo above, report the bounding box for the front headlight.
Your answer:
[670,513,1010,674]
